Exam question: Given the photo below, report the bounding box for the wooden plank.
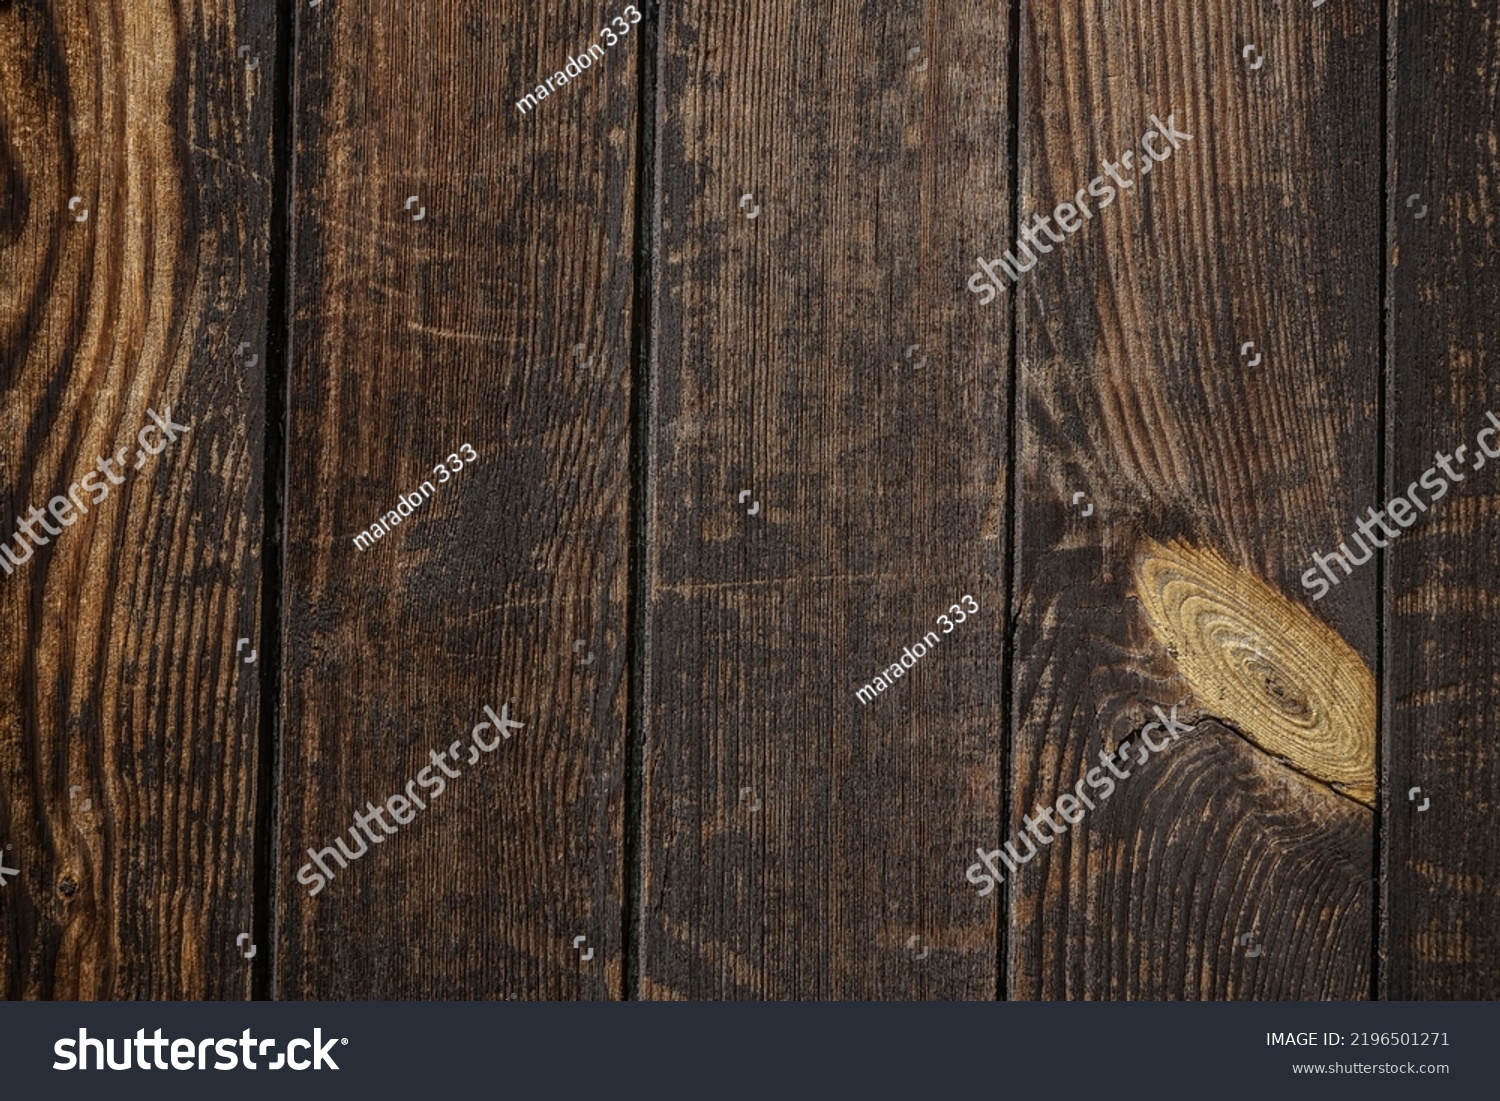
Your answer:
[1383,0,1500,999]
[640,1,1011,999]
[1008,0,1382,997]
[0,0,274,998]
[275,0,637,998]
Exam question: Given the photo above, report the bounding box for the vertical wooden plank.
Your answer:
[1010,0,1381,997]
[0,0,273,998]
[1384,0,1500,999]
[641,1,1011,999]
[276,0,635,997]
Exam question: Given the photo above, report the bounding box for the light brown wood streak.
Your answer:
[0,0,271,998]
[1134,538,1375,806]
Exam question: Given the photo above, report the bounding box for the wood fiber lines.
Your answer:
[274,0,636,998]
[1008,0,1382,998]
[1383,0,1500,998]
[0,1,273,998]
[638,0,1011,999]
[2,0,1497,1003]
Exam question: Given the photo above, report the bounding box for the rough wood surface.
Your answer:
[4,0,1498,1003]
[0,0,273,998]
[273,0,637,998]
[1006,0,1382,998]
[637,0,1011,999]
[1383,0,1500,999]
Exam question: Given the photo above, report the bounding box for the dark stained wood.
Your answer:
[1056,720,1373,999]
[639,0,1012,999]
[1008,0,1383,997]
[274,0,637,998]
[1383,0,1500,999]
[4,0,1499,1004]
[0,0,274,998]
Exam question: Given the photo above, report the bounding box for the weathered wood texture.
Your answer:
[5,0,1500,1003]
[0,1,273,997]
[273,0,637,998]
[1007,0,1383,997]
[638,0,1011,999]
[1383,0,1500,998]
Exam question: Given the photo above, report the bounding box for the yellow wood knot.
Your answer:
[1133,538,1375,806]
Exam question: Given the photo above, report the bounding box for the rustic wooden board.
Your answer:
[274,0,638,998]
[0,0,274,998]
[1383,0,1500,999]
[7,0,1498,1005]
[638,0,1012,999]
[1007,0,1383,997]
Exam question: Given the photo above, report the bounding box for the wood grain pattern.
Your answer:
[273,0,637,998]
[1135,538,1375,805]
[1007,0,1382,998]
[0,0,273,998]
[639,0,1011,999]
[4,0,1499,1003]
[1047,719,1373,999]
[1383,0,1500,999]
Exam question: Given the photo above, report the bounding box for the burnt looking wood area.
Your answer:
[0,0,1495,1000]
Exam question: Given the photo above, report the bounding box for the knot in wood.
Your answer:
[1134,538,1375,806]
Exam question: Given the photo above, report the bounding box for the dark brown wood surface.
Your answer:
[1383,0,1500,999]
[0,0,273,998]
[273,0,637,998]
[1007,0,1382,997]
[1,0,1496,1002]
[638,0,1011,999]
